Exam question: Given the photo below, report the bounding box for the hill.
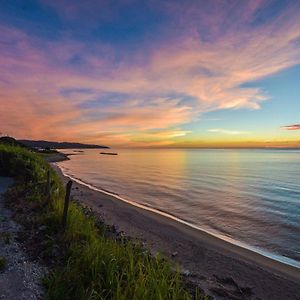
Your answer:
[0,136,27,148]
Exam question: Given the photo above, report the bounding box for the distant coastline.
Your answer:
[19,139,109,149]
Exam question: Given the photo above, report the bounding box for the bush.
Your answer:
[0,144,46,180]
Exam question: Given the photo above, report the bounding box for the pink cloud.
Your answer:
[281,124,300,131]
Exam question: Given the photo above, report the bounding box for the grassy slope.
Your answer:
[0,144,204,300]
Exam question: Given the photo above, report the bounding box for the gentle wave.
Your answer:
[56,156,300,269]
[57,148,300,267]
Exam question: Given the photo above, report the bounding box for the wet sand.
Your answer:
[52,163,300,299]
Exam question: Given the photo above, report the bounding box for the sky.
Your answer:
[0,0,300,148]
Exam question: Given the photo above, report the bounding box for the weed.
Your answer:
[0,232,11,244]
[0,256,7,271]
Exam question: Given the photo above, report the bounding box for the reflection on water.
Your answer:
[58,149,300,264]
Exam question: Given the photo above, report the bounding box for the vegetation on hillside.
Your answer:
[0,144,204,300]
[0,136,27,148]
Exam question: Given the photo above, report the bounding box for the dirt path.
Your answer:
[0,177,45,300]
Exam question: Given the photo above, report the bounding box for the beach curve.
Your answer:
[51,162,300,299]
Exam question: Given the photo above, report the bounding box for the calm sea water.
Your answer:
[58,149,300,266]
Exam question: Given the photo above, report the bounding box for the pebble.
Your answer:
[181,269,192,277]
[38,225,47,231]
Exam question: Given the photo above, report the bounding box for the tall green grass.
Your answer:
[0,144,204,300]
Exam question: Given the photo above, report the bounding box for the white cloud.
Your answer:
[208,128,250,135]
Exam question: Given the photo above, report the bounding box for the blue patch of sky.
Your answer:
[0,0,62,39]
[74,91,198,114]
[250,0,295,28]
[67,54,86,66]
[91,2,167,45]
[76,92,132,109]
[0,0,169,53]
[183,64,300,134]
[60,88,96,98]
[70,1,165,46]
[240,64,300,124]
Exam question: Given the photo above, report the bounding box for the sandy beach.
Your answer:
[52,163,300,300]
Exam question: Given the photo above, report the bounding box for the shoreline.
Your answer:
[51,161,300,299]
[57,163,300,271]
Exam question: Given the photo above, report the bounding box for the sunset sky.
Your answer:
[1,0,300,148]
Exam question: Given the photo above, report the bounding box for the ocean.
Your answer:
[57,148,300,267]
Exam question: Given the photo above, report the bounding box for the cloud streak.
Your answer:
[281,124,300,131]
[208,129,250,135]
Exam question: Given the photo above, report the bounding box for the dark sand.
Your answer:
[52,163,300,300]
